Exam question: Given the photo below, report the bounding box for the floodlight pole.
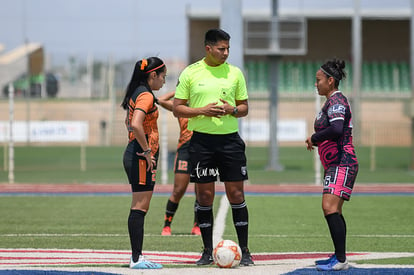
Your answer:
[220,0,245,138]
[351,0,362,145]
[267,0,283,171]
[220,0,243,70]
[410,0,414,169]
[8,83,15,184]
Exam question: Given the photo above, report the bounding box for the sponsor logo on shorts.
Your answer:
[193,162,219,179]
[241,166,247,176]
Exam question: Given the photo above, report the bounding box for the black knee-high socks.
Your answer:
[164,199,199,227]
[193,200,199,225]
[325,212,346,262]
[196,204,213,251]
[196,201,249,252]
[164,199,178,227]
[231,201,249,250]
[128,209,146,262]
[340,213,347,237]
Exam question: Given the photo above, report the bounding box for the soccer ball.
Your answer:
[213,239,242,268]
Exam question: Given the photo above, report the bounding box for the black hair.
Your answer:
[320,58,346,88]
[204,28,231,46]
[121,57,165,110]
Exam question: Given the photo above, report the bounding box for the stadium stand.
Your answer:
[244,60,411,96]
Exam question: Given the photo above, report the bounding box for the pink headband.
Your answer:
[146,63,165,73]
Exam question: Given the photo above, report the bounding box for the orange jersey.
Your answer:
[125,86,159,155]
[177,117,192,149]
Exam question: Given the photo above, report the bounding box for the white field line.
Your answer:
[1,233,413,238]
[0,248,413,275]
[213,194,230,246]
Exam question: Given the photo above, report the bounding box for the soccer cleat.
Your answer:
[161,226,171,236]
[240,247,254,266]
[195,248,213,265]
[316,255,349,271]
[129,255,162,269]
[315,254,335,265]
[191,224,201,235]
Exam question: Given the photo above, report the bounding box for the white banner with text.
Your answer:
[240,119,307,142]
[0,121,89,142]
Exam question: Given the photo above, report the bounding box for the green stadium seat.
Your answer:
[246,59,409,96]
[371,61,382,92]
[257,61,269,92]
[389,62,399,91]
[399,62,410,92]
[278,61,286,91]
[245,61,257,92]
[379,62,392,92]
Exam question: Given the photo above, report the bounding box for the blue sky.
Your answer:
[0,0,270,64]
[0,0,410,65]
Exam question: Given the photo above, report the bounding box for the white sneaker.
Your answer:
[315,254,335,265]
[316,255,348,271]
[129,255,162,269]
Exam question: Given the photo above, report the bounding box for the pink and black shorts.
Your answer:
[323,165,358,201]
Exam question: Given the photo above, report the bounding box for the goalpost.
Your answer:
[314,90,321,185]
[8,83,15,184]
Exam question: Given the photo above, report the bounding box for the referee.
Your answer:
[173,28,253,266]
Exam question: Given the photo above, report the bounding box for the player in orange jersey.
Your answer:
[120,57,166,269]
[157,91,200,236]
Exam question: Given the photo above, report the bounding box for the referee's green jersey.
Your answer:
[175,59,248,134]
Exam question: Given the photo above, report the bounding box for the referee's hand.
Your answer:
[203,102,226,117]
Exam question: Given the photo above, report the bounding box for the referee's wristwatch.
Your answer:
[232,106,238,115]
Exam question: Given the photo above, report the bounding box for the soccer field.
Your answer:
[0,195,413,257]
[1,146,413,273]
[0,145,413,184]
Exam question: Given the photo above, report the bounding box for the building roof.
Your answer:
[0,43,42,65]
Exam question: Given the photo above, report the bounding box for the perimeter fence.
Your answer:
[0,58,412,184]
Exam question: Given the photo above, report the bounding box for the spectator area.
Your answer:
[245,60,411,96]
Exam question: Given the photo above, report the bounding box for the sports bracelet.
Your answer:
[143,148,151,155]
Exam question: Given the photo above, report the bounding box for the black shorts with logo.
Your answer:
[189,131,248,183]
[123,139,158,192]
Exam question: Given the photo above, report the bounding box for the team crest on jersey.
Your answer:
[316,111,323,120]
[328,104,345,116]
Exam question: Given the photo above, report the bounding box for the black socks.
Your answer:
[193,200,199,225]
[196,204,213,251]
[325,212,346,262]
[196,201,249,252]
[231,201,249,250]
[164,199,178,227]
[128,209,146,262]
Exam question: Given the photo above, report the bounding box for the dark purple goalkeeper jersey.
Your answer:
[314,91,358,170]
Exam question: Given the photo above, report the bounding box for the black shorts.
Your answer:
[174,141,190,174]
[323,165,358,201]
[189,131,248,183]
[123,140,158,192]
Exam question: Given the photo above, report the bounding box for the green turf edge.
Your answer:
[354,256,414,265]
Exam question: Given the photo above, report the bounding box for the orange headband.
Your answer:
[146,63,165,73]
[140,59,148,71]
